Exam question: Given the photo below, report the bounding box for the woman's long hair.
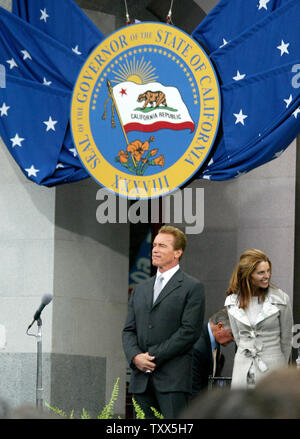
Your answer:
[226,249,272,309]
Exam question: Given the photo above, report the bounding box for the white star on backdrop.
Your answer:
[233,109,248,125]
[258,0,270,10]
[220,38,229,48]
[10,133,25,147]
[25,165,40,177]
[43,77,52,86]
[284,94,293,108]
[273,150,284,159]
[69,148,77,157]
[40,8,49,22]
[235,171,247,178]
[0,102,10,116]
[293,107,300,119]
[21,49,32,61]
[72,45,82,55]
[277,40,290,56]
[6,58,18,69]
[233,71,246,81]
[43,116,58,132]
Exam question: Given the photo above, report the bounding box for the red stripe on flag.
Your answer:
[124,121,195,133]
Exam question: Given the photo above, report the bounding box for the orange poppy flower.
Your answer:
[118,150,128,164]
[127,139,149,162]
[150,148,159,157]
[154,154,165,167]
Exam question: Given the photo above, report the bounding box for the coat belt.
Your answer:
[239,329,268,372]
[241,347,268,372]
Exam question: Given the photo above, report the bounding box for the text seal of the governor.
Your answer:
[71,22,221,199]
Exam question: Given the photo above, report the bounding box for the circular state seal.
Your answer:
[71,22,221,199]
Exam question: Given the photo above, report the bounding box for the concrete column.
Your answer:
[0,0,130,418]
[293,136,300,361]
[51,180,129,418]
[0,137,55,408]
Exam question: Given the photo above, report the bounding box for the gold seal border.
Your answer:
[71,23,221,199]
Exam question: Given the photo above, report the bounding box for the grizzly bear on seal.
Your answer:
[137,91,167,109]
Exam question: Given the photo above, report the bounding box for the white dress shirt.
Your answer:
[155,264,180,291]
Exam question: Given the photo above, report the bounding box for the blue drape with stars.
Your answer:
[0,0,104,186]
[0,0,300,185]
[193,0,300,180]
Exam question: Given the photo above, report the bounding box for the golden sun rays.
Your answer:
[111,56,158,85]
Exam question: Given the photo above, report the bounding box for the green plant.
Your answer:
[45,378,120,419]
[132,398,164,419]
[44,403,69,418]
[97,377,120,419]
[132,397,145,419]
[150,406,164,419]
[46,377,164,419]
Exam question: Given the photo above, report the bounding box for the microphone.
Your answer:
[27,293,53,330]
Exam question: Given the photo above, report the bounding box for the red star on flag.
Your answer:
[120,88,127,96]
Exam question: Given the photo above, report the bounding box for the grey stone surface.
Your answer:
[0,353,51,409]
[54,179,130,257]
[0,2,129,416]
[182,230,237,282]
[53,178,129,416]
[83,9,116,37]
[293,136,300,361]
[0,132,55,357]
[0,0,11,12]
[50,353,106,419]
[237,177,295,229]
[0,352,106,419]
[194,0,219,14]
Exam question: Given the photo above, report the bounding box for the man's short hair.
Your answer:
[209,307,230,329]
[158,225,187,256]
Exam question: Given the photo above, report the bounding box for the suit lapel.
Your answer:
[145,276,156,310]
[151,269,183,309]
[254,292,281,326]
[225,290,282,327]
[225,294,252,327]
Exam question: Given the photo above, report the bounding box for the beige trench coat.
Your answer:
[225,288,293,389]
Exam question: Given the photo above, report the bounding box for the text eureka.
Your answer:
[74,30,218,195]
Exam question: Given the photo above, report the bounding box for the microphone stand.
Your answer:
[26,318,43,410]
[36,318,43,410]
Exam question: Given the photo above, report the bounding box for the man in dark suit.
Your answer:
[122,225,205,418]
[191,307,234,397]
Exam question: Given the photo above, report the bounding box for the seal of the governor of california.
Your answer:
[71,22,221,199]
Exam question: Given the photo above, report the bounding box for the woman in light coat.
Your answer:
[225,249,293,389]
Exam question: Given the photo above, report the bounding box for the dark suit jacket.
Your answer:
[191,323,222,397]
[122,268,205,394]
